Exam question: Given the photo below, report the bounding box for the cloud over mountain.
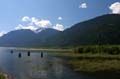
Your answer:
[16,16,64,31]
[53,24,64,31]
[0,31,6,37]
[22,16,31,22]
[21,16,52,28]
[35,19,52,28]
[15,24,37,31]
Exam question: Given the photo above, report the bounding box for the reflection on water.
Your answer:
[18,53,22,58]
[0,48,87,79]
[10,50,13,54]
[41,52,43,58]
[27,51,30,56]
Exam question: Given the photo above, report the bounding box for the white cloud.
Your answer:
[21,16,52,28]
[53,24,64,31]
[31,17,39,23]
[22,16,31,22]
[15,24,37,31]
[0,31,6,37]
[16,16,53,31]
[58,17,63,20]
[109,2,120,14]
[79,3,87,8]
[16,16,65,32]
[35,20,52,28]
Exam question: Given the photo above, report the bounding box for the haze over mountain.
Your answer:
[0,14,120,47]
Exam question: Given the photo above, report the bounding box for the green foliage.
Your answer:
[74,45,120,55]
[0,73,6,79]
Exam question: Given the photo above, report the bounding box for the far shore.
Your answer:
[0,47,72,52]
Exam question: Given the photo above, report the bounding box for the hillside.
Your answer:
[0,28,60,47]
[46,14,120,47]
[0,14,120,47]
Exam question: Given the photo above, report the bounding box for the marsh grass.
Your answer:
[74,45,120,55]
[52,53,120,60]
[68,59,120,72]
[52,53,120,73]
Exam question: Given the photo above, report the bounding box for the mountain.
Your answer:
[0,28,60,47]
[46,14,120,47]
[0,14,120,47]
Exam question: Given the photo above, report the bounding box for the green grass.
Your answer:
[0,73,6,79]
[68,59,120,72]
[52,53,120,59]
[74,45,120,55]
[52,53,120,73]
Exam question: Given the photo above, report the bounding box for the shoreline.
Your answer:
[0,47,72,52]
[51,53,120,79]
[51,53,120,73]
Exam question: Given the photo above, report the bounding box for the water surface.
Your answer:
[0,47,119,79]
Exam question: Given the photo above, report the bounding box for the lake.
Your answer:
[0,47,118,79]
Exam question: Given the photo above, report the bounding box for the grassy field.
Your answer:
[52,52,120,73]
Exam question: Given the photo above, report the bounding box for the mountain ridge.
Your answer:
[0,14,120,47]
[46,14,120,47]
[0,28,60,47]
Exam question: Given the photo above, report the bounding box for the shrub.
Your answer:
[74,45,120,55]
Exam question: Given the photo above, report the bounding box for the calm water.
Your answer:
[0,47,119,79]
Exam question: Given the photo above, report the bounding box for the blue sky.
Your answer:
[0,0,120,36]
